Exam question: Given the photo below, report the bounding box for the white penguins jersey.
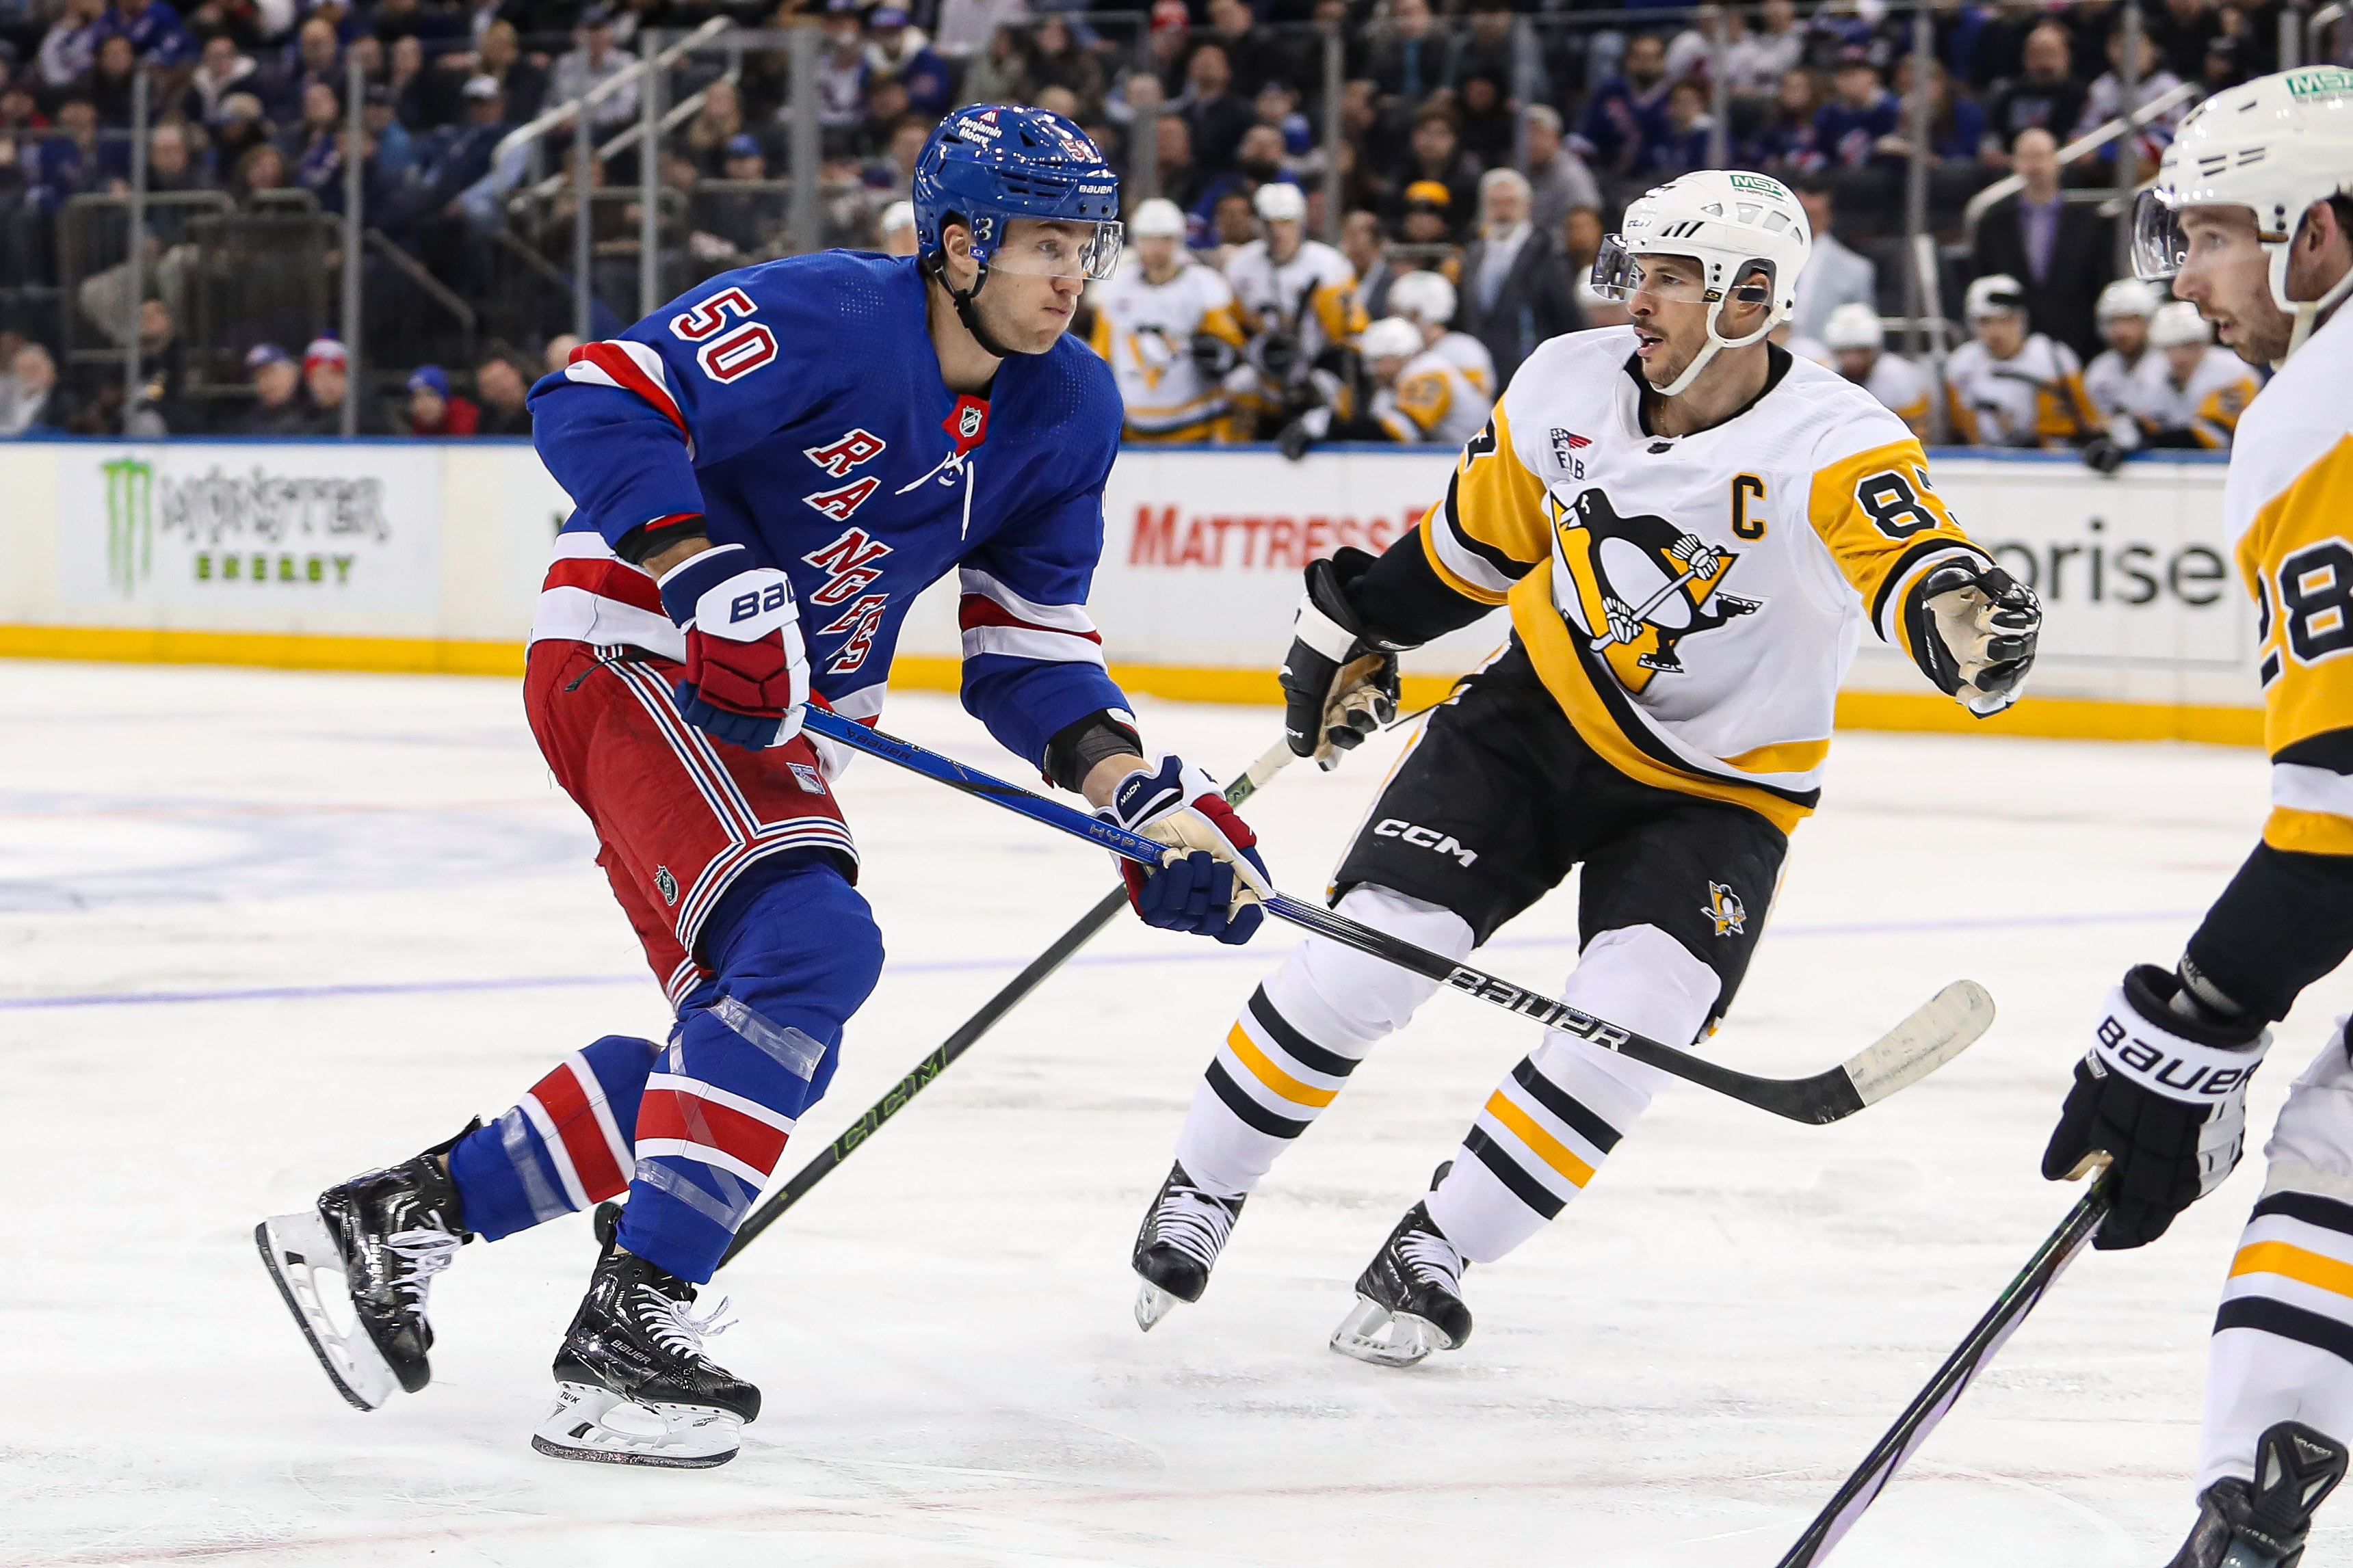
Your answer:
[1943,333,2103,448]
[1843,351,1934,438]
[2085,346,2149,419]
[1418,327,1993,834]
[1428,330,1497,400]
[1088,259,1248,438]
[1224,237,1366,362]
[1375,344,1496,447]
[2131,345,2263,450]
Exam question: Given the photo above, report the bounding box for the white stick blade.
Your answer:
[1840,981,1996,1108]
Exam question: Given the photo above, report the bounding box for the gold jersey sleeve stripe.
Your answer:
[1396,371,1451,429]
[1200,302,1248,347]
[1225,1022,1340,1108]
[2263,806,2353,857]
[1482,1089,1596,1189]
[1720,736,1834,775]
[2242,435,2353,760]
[2231,1238,2353,1299]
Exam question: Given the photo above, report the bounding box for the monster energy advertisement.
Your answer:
[62,448,443,626]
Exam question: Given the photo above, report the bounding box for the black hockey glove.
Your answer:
[1190,331,1239,379]
[2042,963,2272,1250]
[1907,559,2040,716]
[1258,332,1302,383]
[1278,545,1406,769]
[2081,412,2142,477]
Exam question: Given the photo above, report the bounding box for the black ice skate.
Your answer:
[2167,1421,2348,1568]
[254,1121,476,1411]
[1329,1199,1471,1368]
[1132,1160,1247,1331]
[531,1232,760,1469]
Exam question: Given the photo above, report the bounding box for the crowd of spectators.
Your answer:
[0,0,2327,442]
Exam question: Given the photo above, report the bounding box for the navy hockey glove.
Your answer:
[1908,559,2040,717]
[2042,963,2272,1249]
[1099,756,1270,945]
[657,542,810,752]
[1278,546,1403,769]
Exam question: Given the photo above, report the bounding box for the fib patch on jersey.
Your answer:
[1547,488,1763,693]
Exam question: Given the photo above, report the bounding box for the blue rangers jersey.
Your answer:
[527,250,1129,772]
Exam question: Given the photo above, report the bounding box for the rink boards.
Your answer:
[0,437,2256,744]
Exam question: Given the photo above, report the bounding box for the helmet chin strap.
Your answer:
[1653,296,1778,399]
[2270,237,2353,364]
[925,249,1017,361]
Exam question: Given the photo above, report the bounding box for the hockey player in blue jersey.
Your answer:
[257,105,1270,1468]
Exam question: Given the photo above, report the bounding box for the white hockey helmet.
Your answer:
[2096,277,2161,321]
[1254,181,1308,223]
[1129,197,1187,240]
[1359,315,1424,362]
[1592,168,1812,396]
[1388,269,1457,326]
[1964,273,2027,321]
[880,200,916,237]
[2132,66,2353,358]
[2150,299,2213,348]
[1822,302,1884,352]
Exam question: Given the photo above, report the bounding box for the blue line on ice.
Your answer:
[0,908,2198,1012]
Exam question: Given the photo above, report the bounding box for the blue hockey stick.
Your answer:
[802,707,1994,1125]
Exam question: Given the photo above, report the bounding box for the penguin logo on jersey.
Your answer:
[1703,881,1746,936]
[1548,488,1762,693]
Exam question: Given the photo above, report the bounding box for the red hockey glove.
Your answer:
[657,542,810,751]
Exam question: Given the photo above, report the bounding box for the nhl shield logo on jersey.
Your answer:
[1703,881,1746,936]
[655,865,679,907]
[1548,488,1762,693]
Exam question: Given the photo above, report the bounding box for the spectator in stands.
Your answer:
[89,34,137,128]
[1560,204,1601,279]
[958,25,1030,107]
[212,91,270,165]
[814,0,869,157]
[1982,23,2087,163]
[1,343,70,434]
[96,0,194,68]
[1577,33,1675,180]
[1811,51,1904,170]
[878,198,917,255]
[2073,25,2188,167]
[1889,54,1988,165]
[2150,0,2223,82]
[1787,174,1876,343]
[934,0,1029,62]
[1190,122,1287,231]
[1203,0,1276,98]
[231,139,286,202]
[470,22,543,127]
[1174,43,1253,178]
[30,94,104,210]
[37,0,105,95]
[1365,0,1442,105]
[473,349,531,435]
[1206,187,1255,260]
[187,34,257,123]
[1804,0,1887,72]
[240,343,311,434]
[124,297,190,436]
[1971,125,2112,360]
[1731,0,1806,95]
[1341,208,1395,319]
[850,77,911,160]
[1666,3,1738,90]
[386,36,430,131]
[404,364,477,435]
[878,111,926,196]
[1453,72,1515,171]
[1396,180,1456,254]
[268,17,341,123]
[282,79,339,165]
[1522,106,1600,240]
[1153,111,1201,220]
[865,8,949,123]
[1449,0,1532,95]
[551,8,636,136]
[298,334,347,432]
[1456,168,1579,390]
[1385,107,1477,239]
[1658,79,1717,175]
[1745,64,1822,167]
[1252,79,1313,166]
[543,334,578,375]
[680,77,746,177]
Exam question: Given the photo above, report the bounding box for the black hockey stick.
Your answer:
[672,740,1295,1271]
[1774,1181,2113,1566]
[800,707,1996,1126]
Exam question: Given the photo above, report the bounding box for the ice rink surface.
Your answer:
[4,658,2348,1568]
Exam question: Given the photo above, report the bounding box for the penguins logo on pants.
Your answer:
[1548,488,1763,693]
[1703,881,1746,936]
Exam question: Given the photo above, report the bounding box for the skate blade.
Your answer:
[1134,1279,1182,1333]
[254,1213,399,1412]
[1328,1295,1453,1368]
[531,1382,743,1469]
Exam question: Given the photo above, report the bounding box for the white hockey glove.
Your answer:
[2042,963,2272,1249]
[1278,546,1406,769]
[1909,558,2040,716]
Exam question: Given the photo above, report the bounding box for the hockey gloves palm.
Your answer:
[657,542,811,752]
[2042,964,2272,1250]
[1910,559,2040,717]
[1279,546,1404,769]
[1099,756,1271,945]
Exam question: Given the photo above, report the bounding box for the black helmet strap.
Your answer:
[924,229,1017,361]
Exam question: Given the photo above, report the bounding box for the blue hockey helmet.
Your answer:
[911,105,1124,282]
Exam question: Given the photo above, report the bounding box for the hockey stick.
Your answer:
[800,707,1995,1126]
[687,739,1296,1271]
[1774,1181,2113,1566]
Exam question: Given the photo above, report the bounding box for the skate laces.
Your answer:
[635,1288,737,1361]
[1151,1184,1239,1271]
[384,1229,460,1305]
[1398,1230,1464,1292]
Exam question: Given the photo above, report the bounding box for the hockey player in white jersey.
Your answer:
[1129,169,2042,1364]
[2039,66,2353,1568]
[1225,181,1367,441]
[1386,269,1497,402]
[1943,274,2104,449]
[1821,302,1932,438]
[2129,300,2262,450]
[2086,277,2161,418]
[1089,197,1248,442]
[1352,315,1496,447]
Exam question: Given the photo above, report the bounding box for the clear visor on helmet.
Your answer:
[2130,189,2190,283]
[986,217,1125,281]
[1590,236,1772,306]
